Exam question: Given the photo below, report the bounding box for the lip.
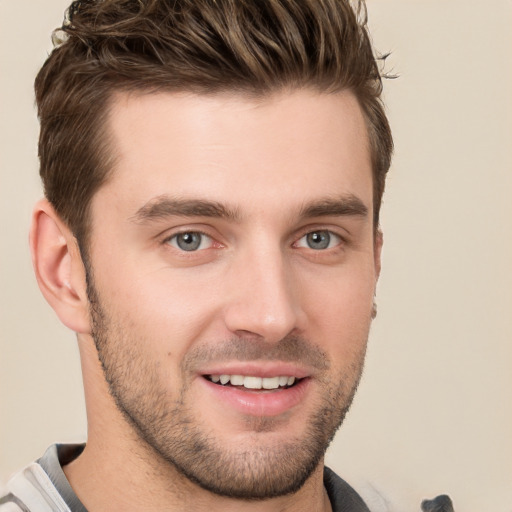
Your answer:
[198,373,311,417]
[198,362,312,380]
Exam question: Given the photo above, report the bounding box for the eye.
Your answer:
[296,230,341,250]
[166,231,213,252]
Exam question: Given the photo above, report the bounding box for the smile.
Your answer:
[205,374,298,390]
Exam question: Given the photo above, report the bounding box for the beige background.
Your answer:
[1,1,511,511]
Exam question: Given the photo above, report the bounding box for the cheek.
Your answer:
[301,264,375,350]
[93,260,223,357]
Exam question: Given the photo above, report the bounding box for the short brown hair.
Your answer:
[35,0,393,247]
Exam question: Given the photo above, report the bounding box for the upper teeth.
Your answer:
[209,375,296,390]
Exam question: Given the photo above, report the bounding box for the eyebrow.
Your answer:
[131,196,241,224]
[131,193,368,225]
[299,195,368,219]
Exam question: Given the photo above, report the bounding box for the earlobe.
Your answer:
[30,199,91,334]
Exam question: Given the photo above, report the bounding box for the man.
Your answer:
[0,0,393,510]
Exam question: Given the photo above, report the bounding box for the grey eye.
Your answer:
[168,232,212,251]
[306,231,331,250]
[296,230,341,250]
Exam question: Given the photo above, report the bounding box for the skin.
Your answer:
[31,88,382,512]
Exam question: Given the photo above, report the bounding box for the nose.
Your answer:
[223,244,305,343]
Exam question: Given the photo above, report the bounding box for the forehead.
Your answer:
[96,88,373,219]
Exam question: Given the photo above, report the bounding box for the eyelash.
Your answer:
[294,230,343,251]
[163,230,217,252]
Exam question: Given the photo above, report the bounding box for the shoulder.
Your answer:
[323,466,371,512]
[0,495,28,512]
[0,461,71,512]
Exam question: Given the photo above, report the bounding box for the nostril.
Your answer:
[232,330,265,341]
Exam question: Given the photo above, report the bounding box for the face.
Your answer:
[86,89,380,499]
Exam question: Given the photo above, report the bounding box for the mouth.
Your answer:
[204,374,301,391]
[198,363,312,417]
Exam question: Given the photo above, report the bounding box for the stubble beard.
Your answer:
[87,277,367,500]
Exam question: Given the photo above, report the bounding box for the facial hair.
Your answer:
[87,274,367,500]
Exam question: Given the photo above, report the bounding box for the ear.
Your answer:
[374,228,383,282]
[371,230,383,319]
[30,199,91,334]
